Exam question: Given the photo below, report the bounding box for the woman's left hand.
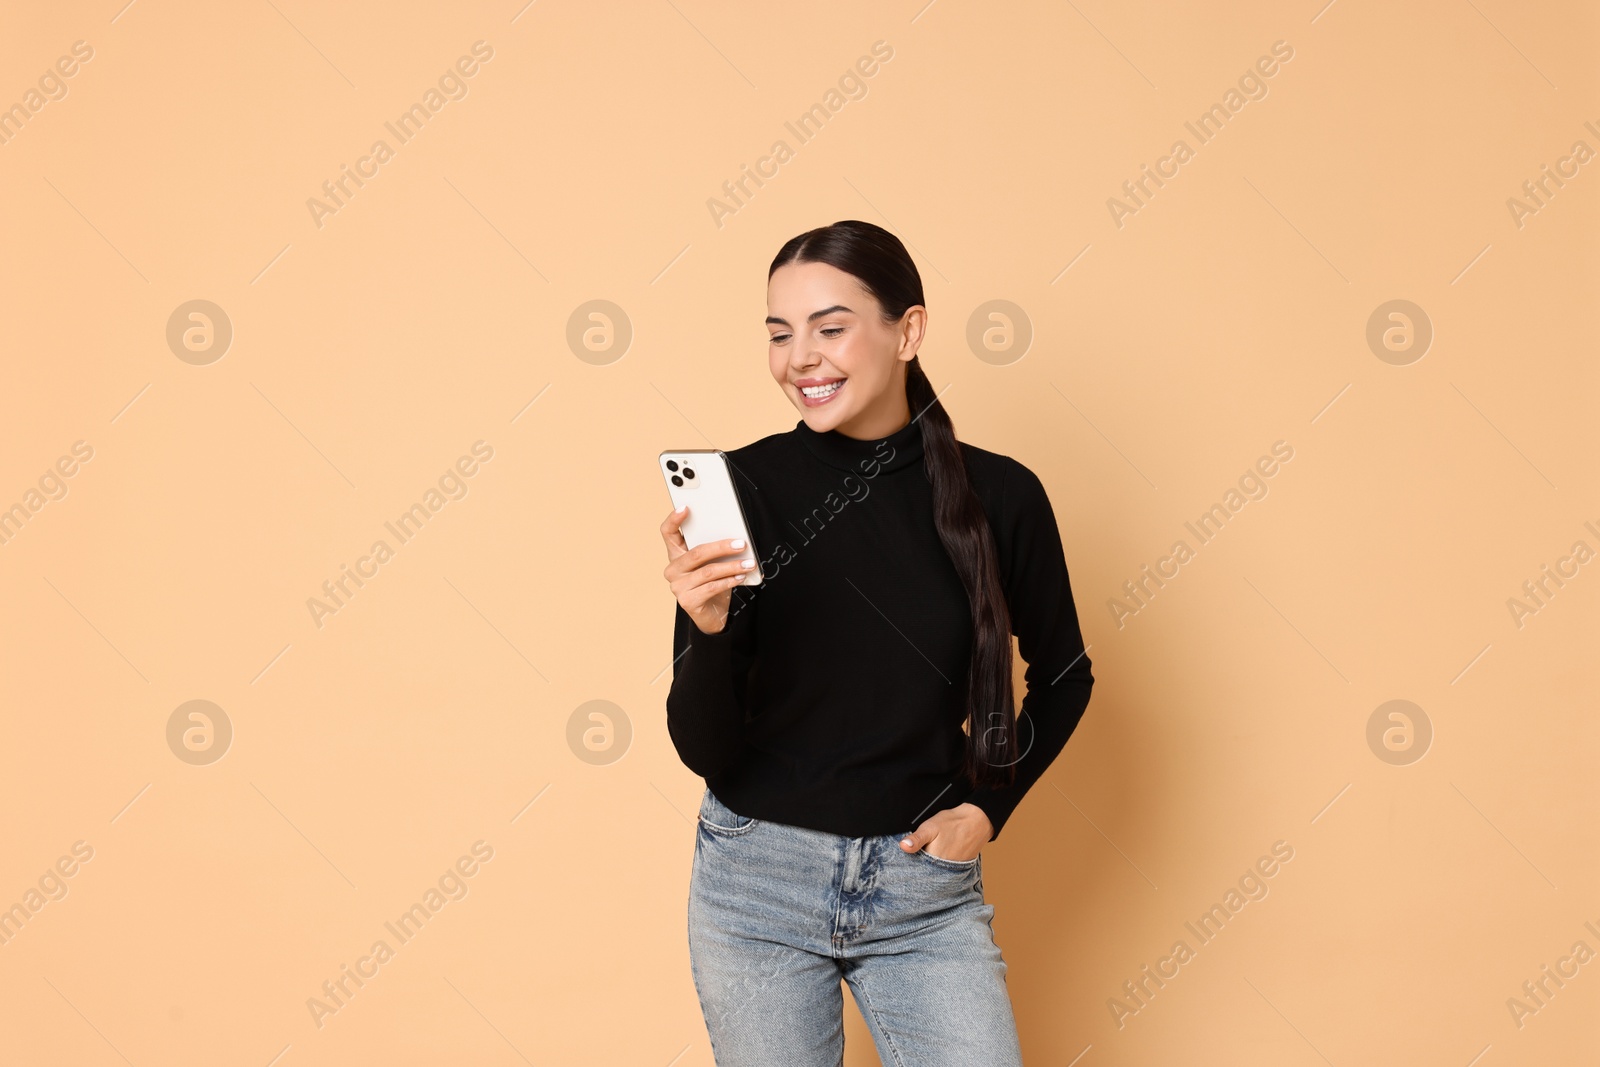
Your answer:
[899,803,993,862]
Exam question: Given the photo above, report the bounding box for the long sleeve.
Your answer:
[961,460,1095,841]
[665,584,759,778]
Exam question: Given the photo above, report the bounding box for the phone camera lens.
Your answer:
[671,475,683,487]
[682,467,695,479]
[666,459,679,472]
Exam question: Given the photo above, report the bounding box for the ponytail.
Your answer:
[904,354,1018,790]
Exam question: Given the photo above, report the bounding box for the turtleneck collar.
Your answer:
[793,414,926,474]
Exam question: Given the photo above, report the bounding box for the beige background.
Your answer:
[1,0,1596,1064]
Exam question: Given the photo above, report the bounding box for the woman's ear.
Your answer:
[897,305,927,359]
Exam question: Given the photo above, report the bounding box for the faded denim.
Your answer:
[687,786,1024,1066]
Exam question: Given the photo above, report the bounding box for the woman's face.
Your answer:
[766,260,924,438]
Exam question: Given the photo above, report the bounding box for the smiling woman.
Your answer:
[659,219,1096,1065]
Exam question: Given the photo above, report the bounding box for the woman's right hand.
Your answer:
[660,505,757,635]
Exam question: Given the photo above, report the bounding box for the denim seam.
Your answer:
[916,849,980,871]
[848,970,909,1067]
[698,814,759,836]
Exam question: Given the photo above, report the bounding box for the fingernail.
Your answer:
[730,539,745,549]
[901,838,912,848]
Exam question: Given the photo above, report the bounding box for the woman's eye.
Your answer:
[769,333,790,344]
[820,327,844,338]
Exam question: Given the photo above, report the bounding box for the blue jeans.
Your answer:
[687,786,1024,1066]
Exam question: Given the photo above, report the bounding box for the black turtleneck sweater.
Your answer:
[665,416,1094,842]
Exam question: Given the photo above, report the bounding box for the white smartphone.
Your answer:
[659,449,762,586]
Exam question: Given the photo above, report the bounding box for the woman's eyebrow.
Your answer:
[765,304,854,327]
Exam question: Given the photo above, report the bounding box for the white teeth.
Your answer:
[801,380,844,398]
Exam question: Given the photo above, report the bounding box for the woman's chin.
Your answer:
[799,406,849,431]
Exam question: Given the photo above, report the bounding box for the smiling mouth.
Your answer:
[798,379,846,404]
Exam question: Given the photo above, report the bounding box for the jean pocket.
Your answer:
[915,847,981,872]
[698,788,759,836]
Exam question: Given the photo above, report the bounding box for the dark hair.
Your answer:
[768,219,1018,794]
